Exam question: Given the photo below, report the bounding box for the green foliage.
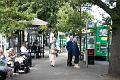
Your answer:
[56,2,93,35]
[56,2,74,32]
[35,0,65,28]
[0,0,94,37]
[0,0,36,36]
[38,25,48,32]
[103,17,112,25]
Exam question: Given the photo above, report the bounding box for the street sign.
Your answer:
[87,21,94,28]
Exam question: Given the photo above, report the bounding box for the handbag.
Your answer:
[51,49,57,54]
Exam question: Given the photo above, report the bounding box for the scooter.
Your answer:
[14,54,30,73]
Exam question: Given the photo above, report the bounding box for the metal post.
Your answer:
[49,29,51,54]
[43,32,44,58]
[79,35,81,60]
[107,30,110,61]
[27,33,32,67]
[60,35,61,52]
[86,22,88,68]
[18,30,21,53]
[62,35,63,52]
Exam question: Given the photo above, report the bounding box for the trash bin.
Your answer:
[87,49,94,64]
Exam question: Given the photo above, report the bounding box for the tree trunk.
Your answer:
[109,28,120,76]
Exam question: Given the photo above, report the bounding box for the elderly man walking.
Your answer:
[66,36,73,66]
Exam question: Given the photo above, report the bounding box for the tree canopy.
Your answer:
[0,0,93,36]
[0,0,36,36]
[56,2,92,35]
[1,0,120,35]
[90,0,120,28]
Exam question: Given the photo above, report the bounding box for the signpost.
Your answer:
[85,21,95,68]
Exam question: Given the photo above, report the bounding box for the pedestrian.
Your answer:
[31,42,37,58]
[49,38,58,67]
[66,36,73,66]
[8,48,16,58]
[20,42,29,55]
[6,48,19,73]
[72,37,80,68]
[0,48,13,79]
[6,48,16,67]
[20,42,31,67]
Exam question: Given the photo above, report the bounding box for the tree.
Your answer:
[89,0,120,76]
[68,0,120,77]
[0,0,35,36]
[56,2,74,32]
[33,0,65,29]
[56,2,92,35]
[0,0,36,49]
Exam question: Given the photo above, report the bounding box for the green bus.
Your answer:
[95,25,109,61]
[81,25,110,61]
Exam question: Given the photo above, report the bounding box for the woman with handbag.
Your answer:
[50,38,58,67]
[72,38,80,68]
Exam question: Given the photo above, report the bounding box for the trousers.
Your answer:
[49,54,56,66]
[67,51,73,66]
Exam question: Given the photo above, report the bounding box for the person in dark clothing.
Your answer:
[66,36,73,66]
[31,42,38,58]
[31,42,37,53]
[72,37,80,68]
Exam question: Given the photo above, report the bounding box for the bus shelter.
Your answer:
[26,18,48,58]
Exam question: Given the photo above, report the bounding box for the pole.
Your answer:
[86,22,88,68]
[79,35,82,60]
[43,32,44,58]
[107,30,110,61]
[28,33,32,67]
[60,35,61,53]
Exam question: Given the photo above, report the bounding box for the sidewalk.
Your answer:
[14,48,119,80]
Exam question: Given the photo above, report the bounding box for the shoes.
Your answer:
[67,65,71,67]
[74,64,80,68]
[50,64,55,67]
[71,64,74,66]
[67,64,74,67]
[13,73,19,75]
[67,63,74,66]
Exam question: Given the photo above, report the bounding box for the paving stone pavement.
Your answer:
[13,48,119,80]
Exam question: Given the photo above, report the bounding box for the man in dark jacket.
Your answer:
[66,36,73,66]
[72,38,80,68]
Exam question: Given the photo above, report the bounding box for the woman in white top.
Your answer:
[20,42,28,55]
[50,38,58,67]
[20,42,31,67]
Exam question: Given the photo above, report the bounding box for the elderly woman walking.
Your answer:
[72,38,80,68]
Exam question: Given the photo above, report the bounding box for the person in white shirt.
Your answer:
[0,48,14,78]
[20,42,29,55]
[49,38,58,67]
[20,42,31,67]
[6,48,16,67]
